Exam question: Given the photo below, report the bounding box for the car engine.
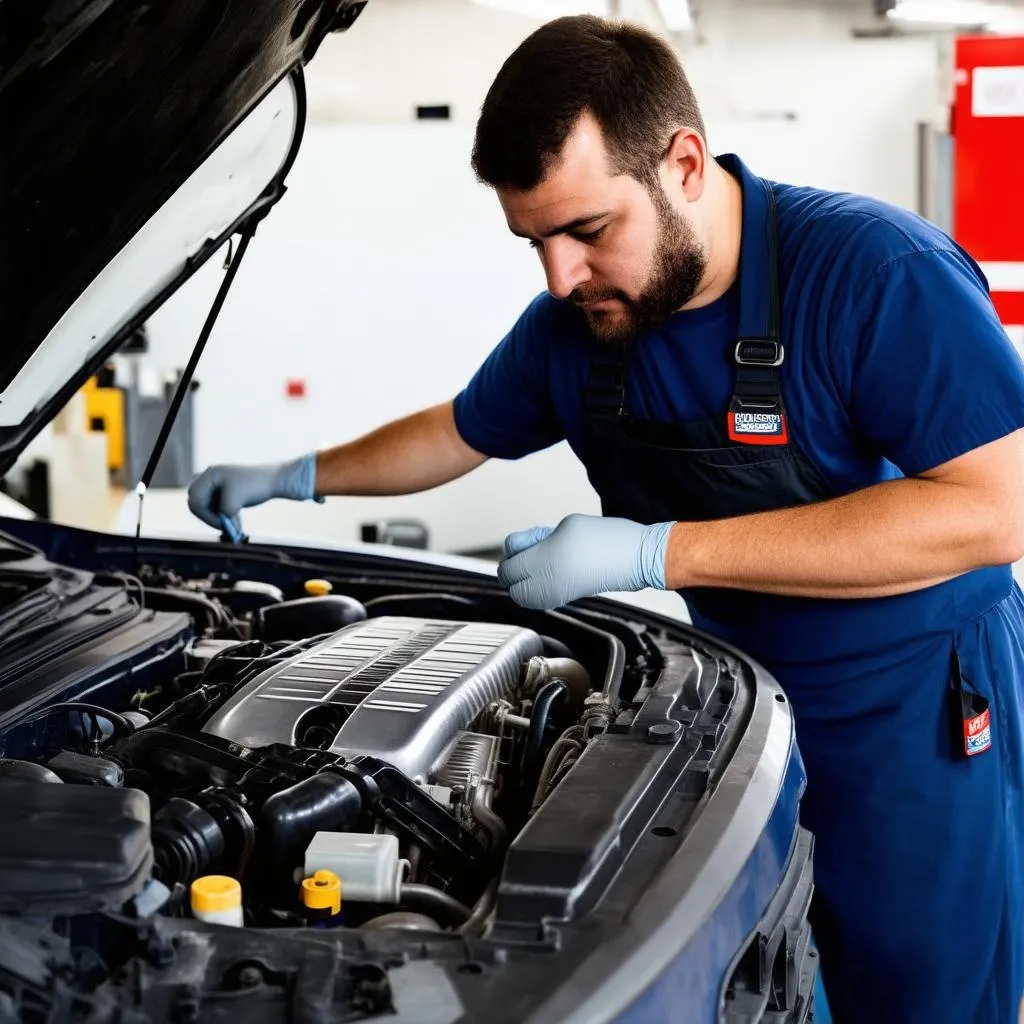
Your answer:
[202,616,549,779]
[0,566,622,938]
[0,534,817,1024]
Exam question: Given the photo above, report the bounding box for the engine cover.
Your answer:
[202,616,542,780]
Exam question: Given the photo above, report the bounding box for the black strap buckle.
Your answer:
[735,339,784,368]
[586,352,629,420]
[732,397,780,410]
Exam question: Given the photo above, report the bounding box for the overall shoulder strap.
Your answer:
[728,182,790,445]
[585,344,629,422]
[733,182,783,406]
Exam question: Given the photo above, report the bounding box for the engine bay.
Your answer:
[0,528,791,1023]
[0,555,684,938]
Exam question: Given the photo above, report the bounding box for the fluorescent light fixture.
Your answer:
[657,0,693,32]
[887,0,1024,28]
[470,0,611,16]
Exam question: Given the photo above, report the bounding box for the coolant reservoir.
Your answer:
[304,832,407,903]
[190,875,243,926]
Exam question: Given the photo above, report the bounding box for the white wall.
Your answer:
[66,0,955,553]
[303,0,675,125]
[685,0,946,212]
[306,0,946,212]
[132,121,602,552]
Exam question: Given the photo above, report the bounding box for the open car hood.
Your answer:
[0,0,368,477]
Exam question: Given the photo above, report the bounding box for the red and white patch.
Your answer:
[728,410,789,446]
[964,707,992,756]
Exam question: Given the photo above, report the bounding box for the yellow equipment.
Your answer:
[81,375,125,472]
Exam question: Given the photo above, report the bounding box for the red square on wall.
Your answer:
[286,380,306,399]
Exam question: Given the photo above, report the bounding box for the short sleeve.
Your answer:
[836,247,1024,476]
[452,294,565,460]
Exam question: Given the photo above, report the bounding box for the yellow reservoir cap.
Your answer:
[301,870,342,913]
[304,578,333,597]
[191,875,241,913]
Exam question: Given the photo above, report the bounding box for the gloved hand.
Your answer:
[497,513,675,610]
[187,454,323,535]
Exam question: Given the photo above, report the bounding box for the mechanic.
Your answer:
[188,15,1024,1023]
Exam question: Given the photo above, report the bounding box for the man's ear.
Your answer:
[661,128,707,202]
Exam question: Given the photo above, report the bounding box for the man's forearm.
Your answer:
[668,475,1024,599]
[313,401,487,497]
[492,433,1024,611]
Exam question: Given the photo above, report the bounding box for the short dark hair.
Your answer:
[471,16,707,193]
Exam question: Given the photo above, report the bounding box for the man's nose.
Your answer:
[543,239,591,301]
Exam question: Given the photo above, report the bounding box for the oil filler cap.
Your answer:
[302,869,342,914]
[190,875,243,926]
[304,578,333,597]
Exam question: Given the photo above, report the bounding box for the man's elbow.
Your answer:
[986,505,1024,566]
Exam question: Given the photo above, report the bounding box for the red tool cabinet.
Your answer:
[951,35,1024,346]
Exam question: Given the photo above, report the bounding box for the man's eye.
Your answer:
[528,239,542,250]
[574,226,607,244]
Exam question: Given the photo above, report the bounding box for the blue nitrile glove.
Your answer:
[497,513,675,610]
[187,454,323,536]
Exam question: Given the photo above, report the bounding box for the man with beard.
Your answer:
[187,15,1024,1023]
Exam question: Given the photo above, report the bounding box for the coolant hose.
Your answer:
[540,635,573,659]
[471,781,507,853]
[399,884,472,927]
[520,678,569,797]
[522,657,591,706]
[538,658,591,705]
[457,877,500,937]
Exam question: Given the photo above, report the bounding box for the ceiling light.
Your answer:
[657,0,693,32]
[887,0,1024,28]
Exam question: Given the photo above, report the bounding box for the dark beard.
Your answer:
[570,193,707,346]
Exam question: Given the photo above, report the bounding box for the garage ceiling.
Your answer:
[402,0,1024,32]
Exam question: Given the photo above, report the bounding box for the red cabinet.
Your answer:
[952,35,1024,334]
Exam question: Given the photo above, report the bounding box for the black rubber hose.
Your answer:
[141,587,231,632]
[135,686,223,732]
[152,798,226,885]
[540,635,574,659]
[14,702,135,740]
[258,773,362,867]
[457,876,501,937]
[399,884,472,927]
[520,678,569,799]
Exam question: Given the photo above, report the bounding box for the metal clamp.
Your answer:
[735,339,785,367]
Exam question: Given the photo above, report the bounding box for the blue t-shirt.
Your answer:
[453,154,1024,683]
[455,155,1024,493]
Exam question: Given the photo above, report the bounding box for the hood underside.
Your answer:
[0,0,367,475]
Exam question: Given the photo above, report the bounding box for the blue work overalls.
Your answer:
[581,178,1024,1022]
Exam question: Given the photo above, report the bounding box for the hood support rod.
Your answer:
[134,220,257,546]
